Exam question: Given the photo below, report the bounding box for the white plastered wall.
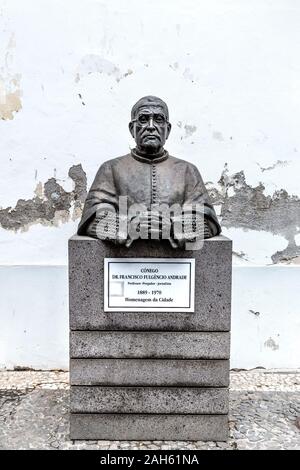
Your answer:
[0,0,299,369]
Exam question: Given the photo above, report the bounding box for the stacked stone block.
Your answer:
[69,235,232,440]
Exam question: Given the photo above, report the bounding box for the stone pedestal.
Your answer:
[69,235,232,441]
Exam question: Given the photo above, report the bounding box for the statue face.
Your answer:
[129,104,171,154]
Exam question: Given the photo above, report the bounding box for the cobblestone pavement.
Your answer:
[0,370,299,450]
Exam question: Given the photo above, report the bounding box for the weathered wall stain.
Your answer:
[1,157,299,264]
[0,165,87,231]
[169,62,179,71]
[264,337,279,351]
[78,93,85,106]
[75,55,133,83]
[256,160,290,172]
[249,309,260,317]
[169,62,195,83]
[0,33,22,120]
[213,131,224,141]
[183,67,194,82]
[177,121,197,139]
[184,124,197,138]
[208,164,300,263]
[233,250,248,261]
[0,85,22,120]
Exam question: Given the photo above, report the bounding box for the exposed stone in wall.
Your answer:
[1,159,299,264]
[208,164,300,264]
[0,164,87,231]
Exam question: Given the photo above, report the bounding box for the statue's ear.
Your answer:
[129,121,135,139]
[166,122,172,140]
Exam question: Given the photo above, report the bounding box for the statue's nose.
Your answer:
[147,117,155,129]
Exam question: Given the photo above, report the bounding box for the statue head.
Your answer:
[129,95,172,155]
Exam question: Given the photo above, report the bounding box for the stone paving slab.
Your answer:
[70,359,229,386]
[70,331,230,359]
[0,370,299,450]
[70,386,229,414]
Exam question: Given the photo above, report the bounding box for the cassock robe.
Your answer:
[77,149,221,240]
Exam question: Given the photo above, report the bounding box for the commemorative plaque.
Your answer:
[104,258,195,312]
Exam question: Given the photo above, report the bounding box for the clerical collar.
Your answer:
[131,147,169,164]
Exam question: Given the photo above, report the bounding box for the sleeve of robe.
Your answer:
[77,161,119,235]
[182,163,221,237]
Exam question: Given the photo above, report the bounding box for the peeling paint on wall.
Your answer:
[0,165,87,232]
[75,55,133,84]
[208,164,300,264]
[0,33,22,120]
[256,160,290,172]
[233,250,248,261]
[1,158,299,266]
[0,81,22,120]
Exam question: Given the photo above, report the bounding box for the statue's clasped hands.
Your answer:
[126,210,172,247]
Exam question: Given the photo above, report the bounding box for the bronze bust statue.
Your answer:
[78,96,221,248]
